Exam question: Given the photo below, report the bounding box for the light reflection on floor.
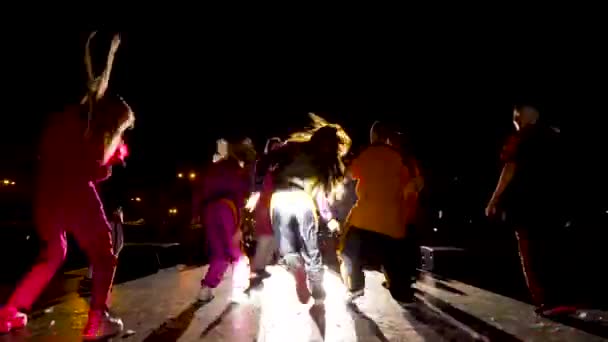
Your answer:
[255,266,357,342]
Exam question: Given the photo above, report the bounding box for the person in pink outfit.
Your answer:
[193,139,256,303]
[0,32,134,340]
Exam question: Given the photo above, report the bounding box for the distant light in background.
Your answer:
[2,179,15,186]
[438,210,443,219]
[169,208,178,215]
[131,197,141,202]
[189,172,196,180]
[433,228,438,232]
[177,173,183,179]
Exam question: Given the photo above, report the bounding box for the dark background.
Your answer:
[2,29,606,214]
[0,28,607,304]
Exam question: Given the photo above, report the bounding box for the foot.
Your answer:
[345,289,364,303]
[253,269,271,279]
[198,286,214,303]
[82,310,123,340]
[0,307,27,334]
[536,304,578,317]
[291,264,311,304]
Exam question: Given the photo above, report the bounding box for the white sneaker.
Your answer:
[82,310,123,340]
[198,286,214,303]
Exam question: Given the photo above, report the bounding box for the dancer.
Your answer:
[248,138,283,282]
[0,32,134,339]
[486,104,576,316]
[339,121,422,304]
[193,138,256,303]
[267,113,350,305]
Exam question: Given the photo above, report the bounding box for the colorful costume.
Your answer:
[194,157,251,300]
[1,106,122,336]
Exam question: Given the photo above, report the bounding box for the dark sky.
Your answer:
[1,29,607,210]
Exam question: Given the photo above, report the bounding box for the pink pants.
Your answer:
[201,200,248,290]
[8,184,116,312]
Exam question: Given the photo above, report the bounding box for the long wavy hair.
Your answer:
[286,113,352,194]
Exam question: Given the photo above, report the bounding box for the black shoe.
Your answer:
[390,287,414,305]
[253,269,271,279]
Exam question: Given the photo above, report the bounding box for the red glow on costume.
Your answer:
[105,142,129,166]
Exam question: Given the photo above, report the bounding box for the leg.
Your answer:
[251,235,276,274]
[271,193,310,303]
[297,205,325,302]
[71,192,117,312]
[201,201,236,289]
[7,226,68,311]
[515,228,546,306]
[0,205,67,334]
[339,227,365,293]
[271,199,301,268]
[382,235,415,303]
[66,187,123,340]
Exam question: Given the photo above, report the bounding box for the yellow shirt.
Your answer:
[348,145,419,239]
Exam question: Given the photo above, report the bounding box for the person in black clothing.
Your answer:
[486,104,577,317]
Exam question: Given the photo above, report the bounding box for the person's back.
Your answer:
[200,158,250,208]
[349,144,410,239]
[37,106,107,205]
[502,123,564,222]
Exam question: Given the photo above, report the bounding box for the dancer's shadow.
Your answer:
[434,281,467,296]
[411,290,522,341]
[548,313,608,339]
[346,303,390,342]
[309,304,326,340]
[199,303,238,338]
[143,301,205,342]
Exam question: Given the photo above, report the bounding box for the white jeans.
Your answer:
[252,235,276,271]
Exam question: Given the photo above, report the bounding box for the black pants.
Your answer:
[341,227,417,297]
[515,226,576,307]
[271,190,324,298]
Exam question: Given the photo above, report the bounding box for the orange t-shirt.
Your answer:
[348,145,420,239]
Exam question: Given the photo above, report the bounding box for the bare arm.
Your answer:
[488,162,516,205]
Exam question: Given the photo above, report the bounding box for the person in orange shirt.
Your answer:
[340,121,423,304]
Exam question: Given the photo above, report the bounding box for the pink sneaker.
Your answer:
[82,310,123,340]
[0,307,27,334]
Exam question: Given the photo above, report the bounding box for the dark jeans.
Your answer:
[271,190,324,299]
[341,227,417,297]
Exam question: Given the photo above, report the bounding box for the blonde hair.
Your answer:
[285,113,352,194]
[287,113,352,157]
